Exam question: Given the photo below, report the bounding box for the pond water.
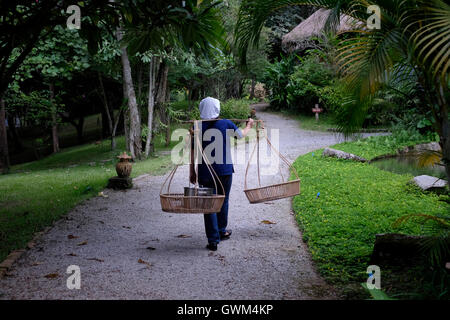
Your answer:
[371,155,447,179]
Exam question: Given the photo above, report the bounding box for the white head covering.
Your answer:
[199,97,220,120]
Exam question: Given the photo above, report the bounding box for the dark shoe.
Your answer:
[206,242,218,251]
[220,230,232,240]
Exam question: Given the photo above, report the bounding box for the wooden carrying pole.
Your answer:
[182,119,264,124]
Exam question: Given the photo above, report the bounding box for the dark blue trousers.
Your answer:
[199,175,233,244]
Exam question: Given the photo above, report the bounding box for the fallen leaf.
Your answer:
[138,258,152,267]
[30,262,43,266]
[261,220,276,225]
[98,192,109,198]
[73,186,78,190]
[87,258,104,262]
[77,241,88,246]
[44,273,59,279]
[176,234,191,238]
[67,234,78,239]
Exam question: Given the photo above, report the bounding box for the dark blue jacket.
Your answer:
[196,119,242,180]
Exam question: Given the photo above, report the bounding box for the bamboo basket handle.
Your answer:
[244,130,258,190]
[194,120,200,187]
[160,164,179,195]
[194,120,225,195]
[262,129,300,180]
[244,121,263,190]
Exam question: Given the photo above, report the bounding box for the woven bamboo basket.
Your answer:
[159,120,225,214]
[244,179,301,204]
[244,123,301,203]
[160,193,224,213]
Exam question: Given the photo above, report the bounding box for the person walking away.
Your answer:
[190,97,254,251]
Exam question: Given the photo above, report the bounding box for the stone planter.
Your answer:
[115,152,132,178]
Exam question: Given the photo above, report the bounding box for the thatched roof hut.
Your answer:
[282,8,361,52]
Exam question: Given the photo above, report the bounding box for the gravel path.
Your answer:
[0,105,379,300]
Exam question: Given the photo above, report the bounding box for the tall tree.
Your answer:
[144,56,158,157]
[116,29,142,159]
[0,1,119,101]
[119,0,226,158]
[0,98,9,173]
[16,25,92,153]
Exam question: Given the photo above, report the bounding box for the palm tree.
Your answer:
[116,0,226,158]
[235,0,450,183]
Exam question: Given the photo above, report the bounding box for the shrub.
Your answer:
[318,83,346,114]
[263,55,298,110]
[170,100,191,111]
[187,98,251,120]
[220,99,253,119]
[283,54,345,114]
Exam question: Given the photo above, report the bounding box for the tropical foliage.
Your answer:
[235,0,450,183]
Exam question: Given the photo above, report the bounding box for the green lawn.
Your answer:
[291,137,449,299]
[0,135,176,262]
[272,109,337,131]
[294,114,337,131]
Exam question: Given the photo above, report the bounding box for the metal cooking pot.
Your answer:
[184,186,214,197]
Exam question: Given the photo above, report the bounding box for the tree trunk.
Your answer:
[0,98,10,173]
[75,116,84,143]
[249,77,256,100]
[111,108,123,151]
[7,114,23,151]
[123,81,130,151]
[137,64,143,102]
[117,30,141,160]
[165,83,171,147]
[144,57,158,157]
[49,83,60,153]
[187,87,193,112]
[155,62,170,148]
[225,76,242,99]
[98,71,115,149]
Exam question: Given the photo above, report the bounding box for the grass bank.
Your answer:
[292,135,449,299]
[333,134,435,161]
[0,135,175,262]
